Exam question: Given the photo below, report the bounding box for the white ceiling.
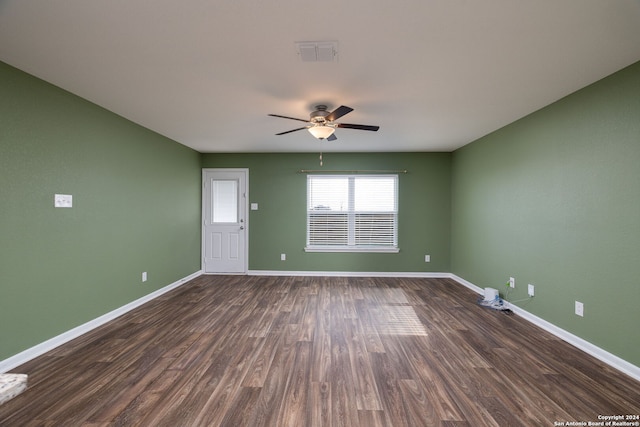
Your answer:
[1,1,640,153]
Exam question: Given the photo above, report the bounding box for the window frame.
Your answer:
[305,174,399,253]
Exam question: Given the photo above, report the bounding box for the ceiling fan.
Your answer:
[269,105,379,141]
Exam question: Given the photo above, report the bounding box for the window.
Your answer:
[211,179,238,223]
[306,174,399,252]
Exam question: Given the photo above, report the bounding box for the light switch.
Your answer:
[251,203,259,210]
[54,194,73,208]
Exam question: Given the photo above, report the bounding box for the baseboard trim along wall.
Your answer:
[449,274,640,382]
[248,270,452,278]
[0,270,203,374]
[3,269,637,383]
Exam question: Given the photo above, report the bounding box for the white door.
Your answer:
[202,169,248,273]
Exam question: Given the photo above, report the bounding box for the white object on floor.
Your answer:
[0,373,28,405]
[484,287,499,302]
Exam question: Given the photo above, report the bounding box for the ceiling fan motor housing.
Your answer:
[310,105,330,124]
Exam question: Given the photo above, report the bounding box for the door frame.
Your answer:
[201,168,249,274]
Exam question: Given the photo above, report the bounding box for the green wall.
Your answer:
[202,152,452,273]
[451,61,640,365]
[0,62,202,360]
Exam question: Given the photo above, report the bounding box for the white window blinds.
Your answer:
[306,175,398,252]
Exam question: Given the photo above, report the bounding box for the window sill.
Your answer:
[305,246,400,254]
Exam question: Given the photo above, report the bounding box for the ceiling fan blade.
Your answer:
[336,123,380,131]
[275,127,307,136]
[268,114,309,123]
[327,133,337,141]
[326,105,354,122]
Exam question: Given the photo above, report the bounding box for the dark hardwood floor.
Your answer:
[1,275,639,426]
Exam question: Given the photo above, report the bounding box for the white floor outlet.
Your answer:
[528,284,535,296]
[142,272,147,282]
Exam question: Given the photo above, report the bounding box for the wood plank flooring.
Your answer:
[1,275,638,426]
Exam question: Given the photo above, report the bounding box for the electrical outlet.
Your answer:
[527,284,534,297]
[424,255,430,262]
[280,253,286,261]
[142,272,147,282]
[575,301,584,317]
[509,277,515,288]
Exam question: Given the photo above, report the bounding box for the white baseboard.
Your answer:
[248,270,451,278]
[0,270,202,374]
[448,274,484,294]
[449,274,640,382]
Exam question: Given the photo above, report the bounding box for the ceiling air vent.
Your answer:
[295,41,338,62]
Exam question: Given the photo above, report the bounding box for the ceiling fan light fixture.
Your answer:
[308,124,335,140]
